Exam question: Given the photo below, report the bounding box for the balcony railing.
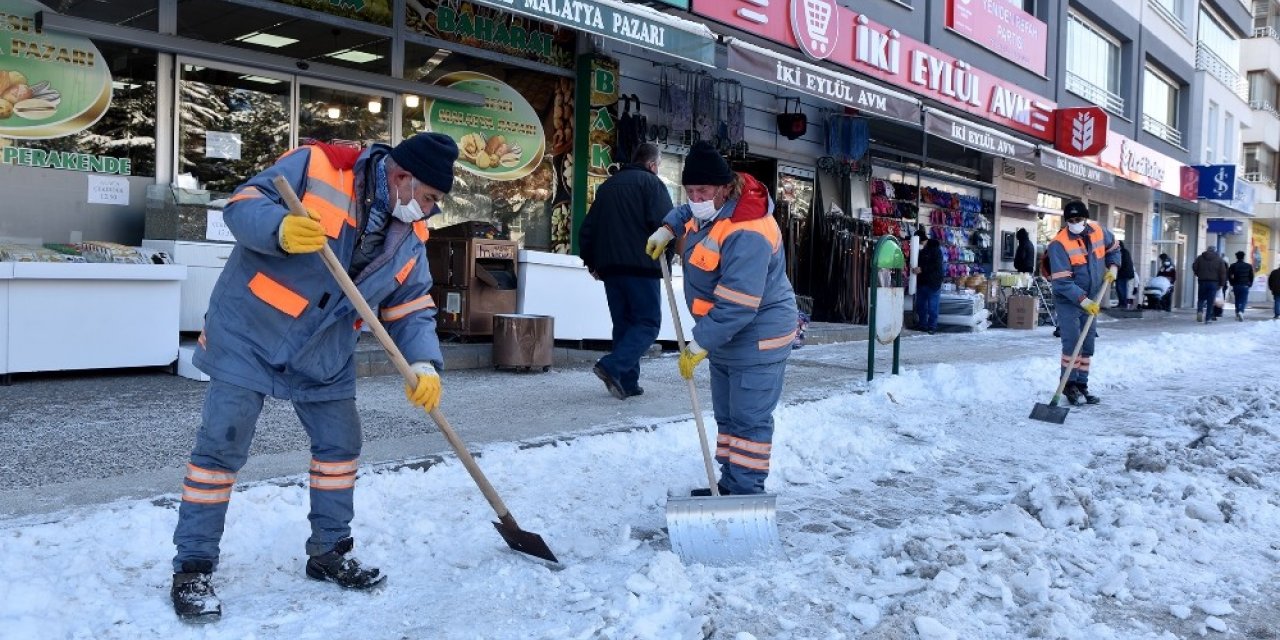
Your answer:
[1065,72,1126,115]
[1255,26,1280,43]
[1250,99,1280,119]
[1243,171,1277,188]
[1148,0,1185,32]
[1196,43,1248,101]
[1142,113,1184,146]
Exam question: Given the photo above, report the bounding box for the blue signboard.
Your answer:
[1212,177,1256,216]
[1196,165,1237,200]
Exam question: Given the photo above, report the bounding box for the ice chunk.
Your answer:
[1195,599,1234,616]
[1169,604,1192,620]
[914,616,958,640]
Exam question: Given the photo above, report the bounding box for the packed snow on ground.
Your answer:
[3,322,1280,640]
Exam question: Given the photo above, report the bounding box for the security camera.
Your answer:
[296,61,310,70]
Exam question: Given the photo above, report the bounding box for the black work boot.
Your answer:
[592,362,627,400]
[690,483,732,497]
[171,560,221,623]
[1078,384,1101,404]
[305,537,385,590]
[1062,382,1085,406]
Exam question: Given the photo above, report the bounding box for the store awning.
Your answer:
[1037,147,1116,188]
[467,0,717,67]
[724,39,921,125]
[924,108,1036,165]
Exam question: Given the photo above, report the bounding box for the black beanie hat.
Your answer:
[1063,200,1089,219]
[681,141,734,186]
[390,132,459,194]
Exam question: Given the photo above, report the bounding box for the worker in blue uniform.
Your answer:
[169,133,458,623]
[645,141,798,496]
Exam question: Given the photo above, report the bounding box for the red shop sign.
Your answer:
[692,0,1056,141]
[946,0,1047,76]
[1053,106,1108,157]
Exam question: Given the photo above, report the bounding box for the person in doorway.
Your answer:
[1269,265,1280,319]
[579,143,675,399]
[1192,247,1228,323]
[1228,250,1256,321]
[913,237,944,334]
[1116,240,1135,309]
[169,133,457,623]
[643,141,797,496]
[1045,200,1120,406]
[1013,228,1035,274]
[1157,253,1177,311]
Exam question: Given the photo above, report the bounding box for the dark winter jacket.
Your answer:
[1269,267,1280,295]
[1157,259,1176,284]
[1013,228,1034,274]
[1192,250,1228,286]
[579,164,675,278]
[1228,259,1255,287]
[917,240,944,289]
[1118,246,1135,280]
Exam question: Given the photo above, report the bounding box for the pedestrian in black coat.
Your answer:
[1013,228,1035,274]
[1116,240,1135,309]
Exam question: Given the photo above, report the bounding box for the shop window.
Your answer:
[54,0,159,30]
[176,0,392,76]
[401,43,572,251]
[298,83,390,147]
[1065,13,1125,115]
[1,41,158,178]
[177,62,291,193]
[1142,65,1182,147]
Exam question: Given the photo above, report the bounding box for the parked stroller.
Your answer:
[1144,275,1172,310]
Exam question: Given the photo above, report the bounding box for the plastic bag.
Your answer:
[1214,289,1225,308]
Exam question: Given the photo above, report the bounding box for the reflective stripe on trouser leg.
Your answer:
[172,380,265,572]
[294,396,362,556]
[1055,302,1096,385]
[708,359,787,495]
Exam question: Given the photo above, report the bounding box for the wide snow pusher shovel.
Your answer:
[659,258,780,566]
[273,176,557,564]
[1029,277,1113,425]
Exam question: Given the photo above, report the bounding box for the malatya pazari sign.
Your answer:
[470,0,716,67]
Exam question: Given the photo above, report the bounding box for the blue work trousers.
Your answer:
[598,275,661,393]
[915,286,940,331]
[708,358,787,495]
[1055,301,1097,385]
[1233,285,1250,314]
[173,379,362,572]
[1116,279,1132,308]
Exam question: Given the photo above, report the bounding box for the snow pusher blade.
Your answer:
[1029,277,1111,425]
[1029,399,1070,424]
[659,259,780,565]
[273,176,558,566]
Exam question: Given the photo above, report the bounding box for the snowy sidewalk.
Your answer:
[3,317,1279,638]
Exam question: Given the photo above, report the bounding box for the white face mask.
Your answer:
[392,178,426,223]
[1067,221,1086,235]
[689,199,719,221]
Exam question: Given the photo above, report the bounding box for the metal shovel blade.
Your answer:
[1029,400,1069,424]
[665,494,781,566]
[492,520,559,564]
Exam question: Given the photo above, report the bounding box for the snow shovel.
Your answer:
[1029,276,1113,425]
[659,258,781,566]
[272,176,558,564]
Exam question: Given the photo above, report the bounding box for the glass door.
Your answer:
[176,58,292,195]
[297,78,391,147]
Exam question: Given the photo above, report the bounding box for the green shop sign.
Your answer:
[0,0,113,140]
[469,0,715,67]
[424,71,545,181]
[436,4,559,62]
[2,145,132,175]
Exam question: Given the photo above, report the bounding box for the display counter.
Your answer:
[0,263,187,379]
[516,250,695,342]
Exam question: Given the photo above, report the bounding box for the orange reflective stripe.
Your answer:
[713,284,761,308]
[395,257,417,285]
[310,474,356,490]
[730,437,772,455]
[248,273,308,318]
[303,149,356,238]
[182,485,232,504]
[728,452,770,471]
[228,186,264,204]
[709,215,783,253]
[758,330,796,350]
[186,463,236,485]
[413,220,429,242]
[381,295,435,322]
[310,459,359,475]
[692,297,714,317]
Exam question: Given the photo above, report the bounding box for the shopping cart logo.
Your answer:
[790,0,838,61]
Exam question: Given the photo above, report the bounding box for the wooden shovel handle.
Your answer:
[272,176,519,526]
[659,258,720,497]
[1052,276,1113,401]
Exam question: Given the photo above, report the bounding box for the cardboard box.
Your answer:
[1007,294,1038,330]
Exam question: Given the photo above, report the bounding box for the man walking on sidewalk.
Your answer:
[1045,200,1120,406]
[579,143,675,399]
[1228,251,1255,321]
[1270,265,1280,319]
[1192,247,1228,323]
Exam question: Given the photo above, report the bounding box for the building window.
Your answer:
[1142,66,1182,146]
[1243,144,1276,186]
[1066,13,1125,115]
[1205,102,1218,164]
[1248,71,1280,114]
[1151,0,1185,30]
[1223,112,1235,164]
[1196,7,1243,95]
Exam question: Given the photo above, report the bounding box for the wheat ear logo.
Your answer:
[1071,112,1094,153]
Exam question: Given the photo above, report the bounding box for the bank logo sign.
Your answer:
[0,0,112,140]
[1053,106,1107,157]
[1071,112,1094,153]
[1196,164,1237,201]
[791,0,838,61]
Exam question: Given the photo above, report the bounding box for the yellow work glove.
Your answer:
[677,340,708,380]
[646,226,675,260]
[278,209,326,254]
[1080,298,1100,316]
[404,362,442,411]
[1103,266,1117,283]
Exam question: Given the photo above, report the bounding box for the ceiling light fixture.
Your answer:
[404,95,420,108]
[327,49,383,64]
[327,106,341,119]
[367,99,382,114]
[235,32,299,48]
